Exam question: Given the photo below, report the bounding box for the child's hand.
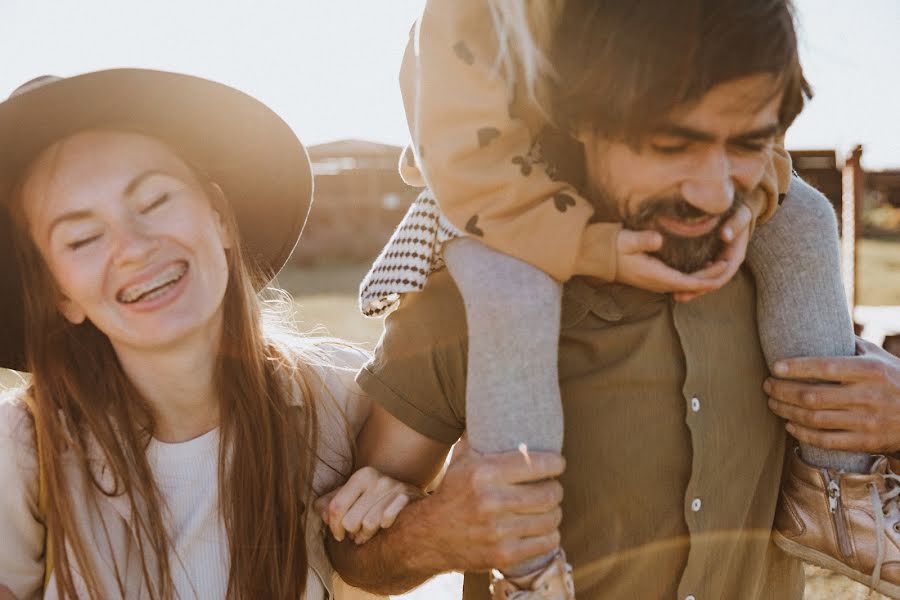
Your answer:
[672,202,752,302]
[315,467,425,545]
[614,202,753,302]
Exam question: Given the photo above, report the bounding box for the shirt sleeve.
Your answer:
[0,393,45,600]
[402,0,619,283]
[355,270,469,446]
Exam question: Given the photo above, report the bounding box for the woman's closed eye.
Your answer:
[141,192,171,214]
[67,233,102,250]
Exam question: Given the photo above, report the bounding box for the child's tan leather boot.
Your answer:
[774,450,900,599]
[489,549,575,600]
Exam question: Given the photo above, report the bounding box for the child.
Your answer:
[351,0,889,597]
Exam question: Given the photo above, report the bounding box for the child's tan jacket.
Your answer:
[400,0,791,283]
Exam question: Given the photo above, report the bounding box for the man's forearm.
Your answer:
[326,495,451,595]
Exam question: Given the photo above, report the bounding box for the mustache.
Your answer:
[621,192,746,274]
[625,192,746,235]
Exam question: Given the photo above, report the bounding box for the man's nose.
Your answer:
[680,148,735,216]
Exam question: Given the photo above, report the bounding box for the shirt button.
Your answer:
[691,498,702,512]
[685,595,696,600]
[691,396,701,412]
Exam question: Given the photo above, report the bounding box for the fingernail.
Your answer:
[723,227,734,241]
[774,362,787,375]
[763,379,772,393]
[786,423,796,434]
[518,443,532,468]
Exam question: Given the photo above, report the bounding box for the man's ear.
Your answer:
[208,182,233,250]
[58,296,86,325]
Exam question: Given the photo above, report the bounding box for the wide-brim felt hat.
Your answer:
[0,69,314,371]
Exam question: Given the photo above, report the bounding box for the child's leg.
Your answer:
[443,237,564,578]
[747,177,871,472]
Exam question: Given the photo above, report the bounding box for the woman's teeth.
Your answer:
[118,263,187,304]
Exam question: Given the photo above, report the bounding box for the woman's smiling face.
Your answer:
[21,130,233,353]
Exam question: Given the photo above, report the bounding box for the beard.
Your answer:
[620,192,743,274]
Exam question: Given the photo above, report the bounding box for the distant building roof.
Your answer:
[308,139,403,160]
[789,149,838,171]
[308,139,404,175]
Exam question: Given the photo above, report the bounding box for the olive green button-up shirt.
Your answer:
[357,268,804,600]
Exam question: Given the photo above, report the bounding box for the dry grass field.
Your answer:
[0,238,897,599]
[858,237,900,306]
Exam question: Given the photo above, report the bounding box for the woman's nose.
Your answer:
[111,222,160,266]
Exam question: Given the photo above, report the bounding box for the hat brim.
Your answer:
[0,69,313,371]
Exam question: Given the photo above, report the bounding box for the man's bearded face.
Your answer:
[575,75,783,276]
[622,193,742,273]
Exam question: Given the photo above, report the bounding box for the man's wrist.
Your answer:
[326,494,452,594]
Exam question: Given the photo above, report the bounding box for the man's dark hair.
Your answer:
[550,0,811,142]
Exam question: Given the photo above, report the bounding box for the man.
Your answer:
[328,1,900,599]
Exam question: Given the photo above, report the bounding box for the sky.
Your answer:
[1,0,898,170]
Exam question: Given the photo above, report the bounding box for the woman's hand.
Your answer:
[315,467,426,545]
[765,338,900,453]
[614,202,752,302]
[0,585,18,600]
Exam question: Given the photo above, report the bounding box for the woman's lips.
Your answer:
[117,261,188,303]
[655,214,721,238]
[116,262,190,313]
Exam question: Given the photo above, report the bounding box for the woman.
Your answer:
[0,69,398,600]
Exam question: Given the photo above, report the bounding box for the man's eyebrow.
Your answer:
[728,123,781,142]
[653,124,716,143]
[653,122,781,144]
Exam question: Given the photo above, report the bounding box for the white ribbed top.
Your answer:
[147,429,326,600]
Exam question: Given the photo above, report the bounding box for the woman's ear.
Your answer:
[208,182,233,250]
[58,296,86,325]
[207,181,234,250]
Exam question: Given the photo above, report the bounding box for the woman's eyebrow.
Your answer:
[48,209,94,240]
[123,169,171,196]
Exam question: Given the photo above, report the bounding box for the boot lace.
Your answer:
[870,471,900,593]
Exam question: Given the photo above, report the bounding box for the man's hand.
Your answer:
[422,437,565,573]
[326,436,566,594]
[765,338,900,453]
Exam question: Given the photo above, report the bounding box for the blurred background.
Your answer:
[1,1,899,597]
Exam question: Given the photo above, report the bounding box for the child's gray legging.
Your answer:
[443,176,866,579]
